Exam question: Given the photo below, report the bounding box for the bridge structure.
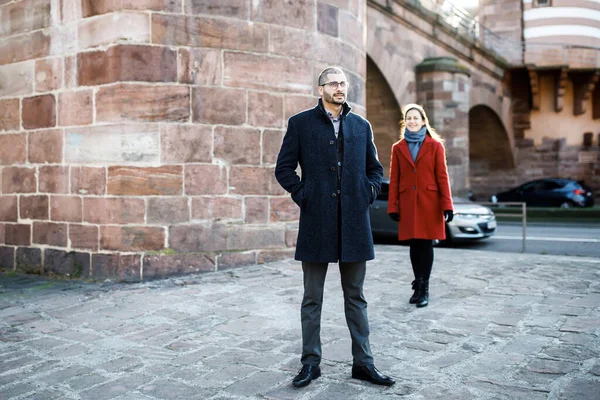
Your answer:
[366,0,600,198]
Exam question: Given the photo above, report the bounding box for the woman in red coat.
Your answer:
[387,104,454,308]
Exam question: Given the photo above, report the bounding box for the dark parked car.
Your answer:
[370,180,496,245]
[490,178,594,208]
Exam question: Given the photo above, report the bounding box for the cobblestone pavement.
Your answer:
[1,245,599,400]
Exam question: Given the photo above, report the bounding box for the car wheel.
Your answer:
[559,201,573,209]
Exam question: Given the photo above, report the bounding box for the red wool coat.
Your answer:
[387,134,454,240]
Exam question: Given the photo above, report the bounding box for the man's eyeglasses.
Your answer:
[320,81,347,89]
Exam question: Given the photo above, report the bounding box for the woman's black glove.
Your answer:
[444,210,454,223]
[388,213,400,222]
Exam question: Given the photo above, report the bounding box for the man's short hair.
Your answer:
[318,67,345,86]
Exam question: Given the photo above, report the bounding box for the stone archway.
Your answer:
[366,56,402,176]
[469,105,515,196]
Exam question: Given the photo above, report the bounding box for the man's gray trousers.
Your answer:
[300,261,374,366]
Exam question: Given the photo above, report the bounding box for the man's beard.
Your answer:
[325,92,345,105]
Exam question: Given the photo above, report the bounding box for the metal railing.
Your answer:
[447,199,527,252]
[405,0,511,58]
[475,202,527,253]
[402,0,600,68]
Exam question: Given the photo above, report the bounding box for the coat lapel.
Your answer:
[342,119,352,139]
[399,140,415,168]
[415,135,433,165]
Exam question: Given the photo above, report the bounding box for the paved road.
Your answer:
[1,246,599,399]
[457,222,600,258]
[375,222,600,257]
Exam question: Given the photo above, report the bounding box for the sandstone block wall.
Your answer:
[416,65,471,196]
[0,0,367,280]
[366,3,512,198]
[365,56,402,174]
[477,0,523,61]
[470,138,600,201]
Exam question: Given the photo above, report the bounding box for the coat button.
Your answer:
[413,186,416,190]
[413,169,416,173]
[332,193,337,198]
[330,166,335,171]
[329,140,334,145]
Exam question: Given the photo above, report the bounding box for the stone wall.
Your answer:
[0,0,367,280]
[416,59,471,196]
[366,2,600,203]
[470,67,600,202]
[366,1,511,195]
[469,104,514,173]
[365,56,402,176]
[527,75,599,146]
[470,138,600,202]
[477,0,523,63]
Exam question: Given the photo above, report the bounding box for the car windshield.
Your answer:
[542,180,565,190]
[452,197,473,204]
[520,182,535,192]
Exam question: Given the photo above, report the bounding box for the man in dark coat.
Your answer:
[275,66,394,388]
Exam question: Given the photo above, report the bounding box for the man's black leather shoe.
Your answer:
[352,364,395,386]
[292,364,321,388]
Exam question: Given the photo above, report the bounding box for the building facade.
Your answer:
[470,0,600,197]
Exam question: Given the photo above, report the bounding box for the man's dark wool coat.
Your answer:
[275,100,384,263]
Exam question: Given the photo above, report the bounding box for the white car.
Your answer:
[369,180,496,245]
[444,201,496,244]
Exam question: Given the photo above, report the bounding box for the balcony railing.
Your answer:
[406,0,510,58]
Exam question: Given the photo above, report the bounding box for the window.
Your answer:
[521,181,543,193]
[542,180,564,191]
[533,0,551,7]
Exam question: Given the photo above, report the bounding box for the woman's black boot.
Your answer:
[415,279,429,308]
[409,280,419,304]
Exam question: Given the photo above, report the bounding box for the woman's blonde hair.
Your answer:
[399,103,443,143]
